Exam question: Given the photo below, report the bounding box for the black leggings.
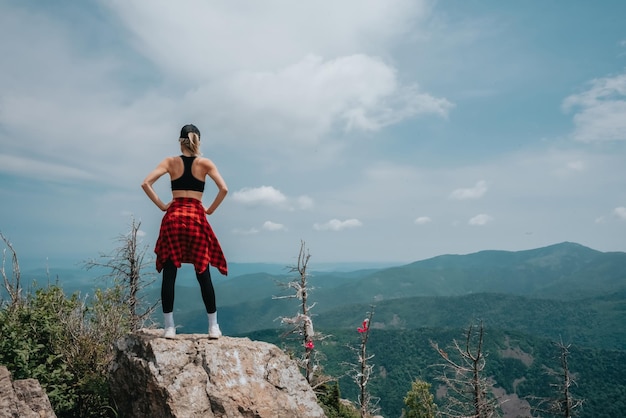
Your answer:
[161,260,216,314]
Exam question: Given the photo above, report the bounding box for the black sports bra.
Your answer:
[171,156,205,192]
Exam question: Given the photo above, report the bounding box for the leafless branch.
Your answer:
[1,231,22,307]
[83,217,156,330]
[530,339,583,418]
[431,322,500,418]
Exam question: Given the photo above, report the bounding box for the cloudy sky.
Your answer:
[1,0,625,269]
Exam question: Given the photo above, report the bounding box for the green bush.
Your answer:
[403,379,437,418]
[0,283,130,418]
[0,286,79,414]
[317,381,361,418]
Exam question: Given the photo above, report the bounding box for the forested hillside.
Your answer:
[171,243,626,349]
[246,327,626,418]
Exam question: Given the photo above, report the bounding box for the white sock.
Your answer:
[164,312,175,328]
[208,312,218,328]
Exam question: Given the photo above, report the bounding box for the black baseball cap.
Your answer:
[180,124,201,139]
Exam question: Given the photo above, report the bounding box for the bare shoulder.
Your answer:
[161,155,180,167]
[197,156,217,170]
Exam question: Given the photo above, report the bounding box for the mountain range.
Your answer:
[164,242,626,348]
[18,241,626,349]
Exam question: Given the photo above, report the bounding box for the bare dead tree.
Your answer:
[430,322,500,418]
[532,340,583,418]
[274,240,331,385]
[344,306,379,418]
[84,217,157,331]
[0,231,22,307]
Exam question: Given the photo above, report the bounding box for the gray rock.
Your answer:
[0,365,57,418]
[110,329,327,418]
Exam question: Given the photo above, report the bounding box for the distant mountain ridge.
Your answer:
[169,242,626,339]
[335,241,626,301]
[206,242,626,308]
[15,242,626,345]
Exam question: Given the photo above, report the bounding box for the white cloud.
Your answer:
[231,186,313,211]
[0,1,452,189]
[232,221,286,235]
[449,180,488,200]
[414,216,432,225]
[105,0,431,80]
[99,1,451,147]
[232,186,288,206]
[184,54,453,146]
[262,221,287,232]
[468,214,493,226]
[297,196,314,210]
[614,207,626,220]
[566,160,586,172]
[0,5,178,186]
[232,227,260,235]
[562,72,626,142]
[314,218,363,231]
[0,154,95,181]
[552,159,588,178]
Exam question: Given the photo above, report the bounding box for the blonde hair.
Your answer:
[180,132,201,156]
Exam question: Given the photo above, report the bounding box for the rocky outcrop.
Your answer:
[109,329,327,418]
[0,365,57,418]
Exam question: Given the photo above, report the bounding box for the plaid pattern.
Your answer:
[155,198,228,275]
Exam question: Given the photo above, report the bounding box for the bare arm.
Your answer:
[203,159,228,215]
[141,159,171,211]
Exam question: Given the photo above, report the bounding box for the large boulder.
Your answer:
[109,329,327,418]
[0,365,57,418]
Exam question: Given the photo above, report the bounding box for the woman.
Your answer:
[141,124,228,339]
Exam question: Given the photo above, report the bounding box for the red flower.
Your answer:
[357,319,369,333]
[305,340,314,349]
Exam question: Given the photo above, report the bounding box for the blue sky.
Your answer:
[1,0,625,269]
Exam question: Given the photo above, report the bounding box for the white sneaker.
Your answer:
[164,327,176,339]
[208,325,222,339]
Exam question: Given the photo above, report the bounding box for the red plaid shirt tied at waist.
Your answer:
[154,197,228,275]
